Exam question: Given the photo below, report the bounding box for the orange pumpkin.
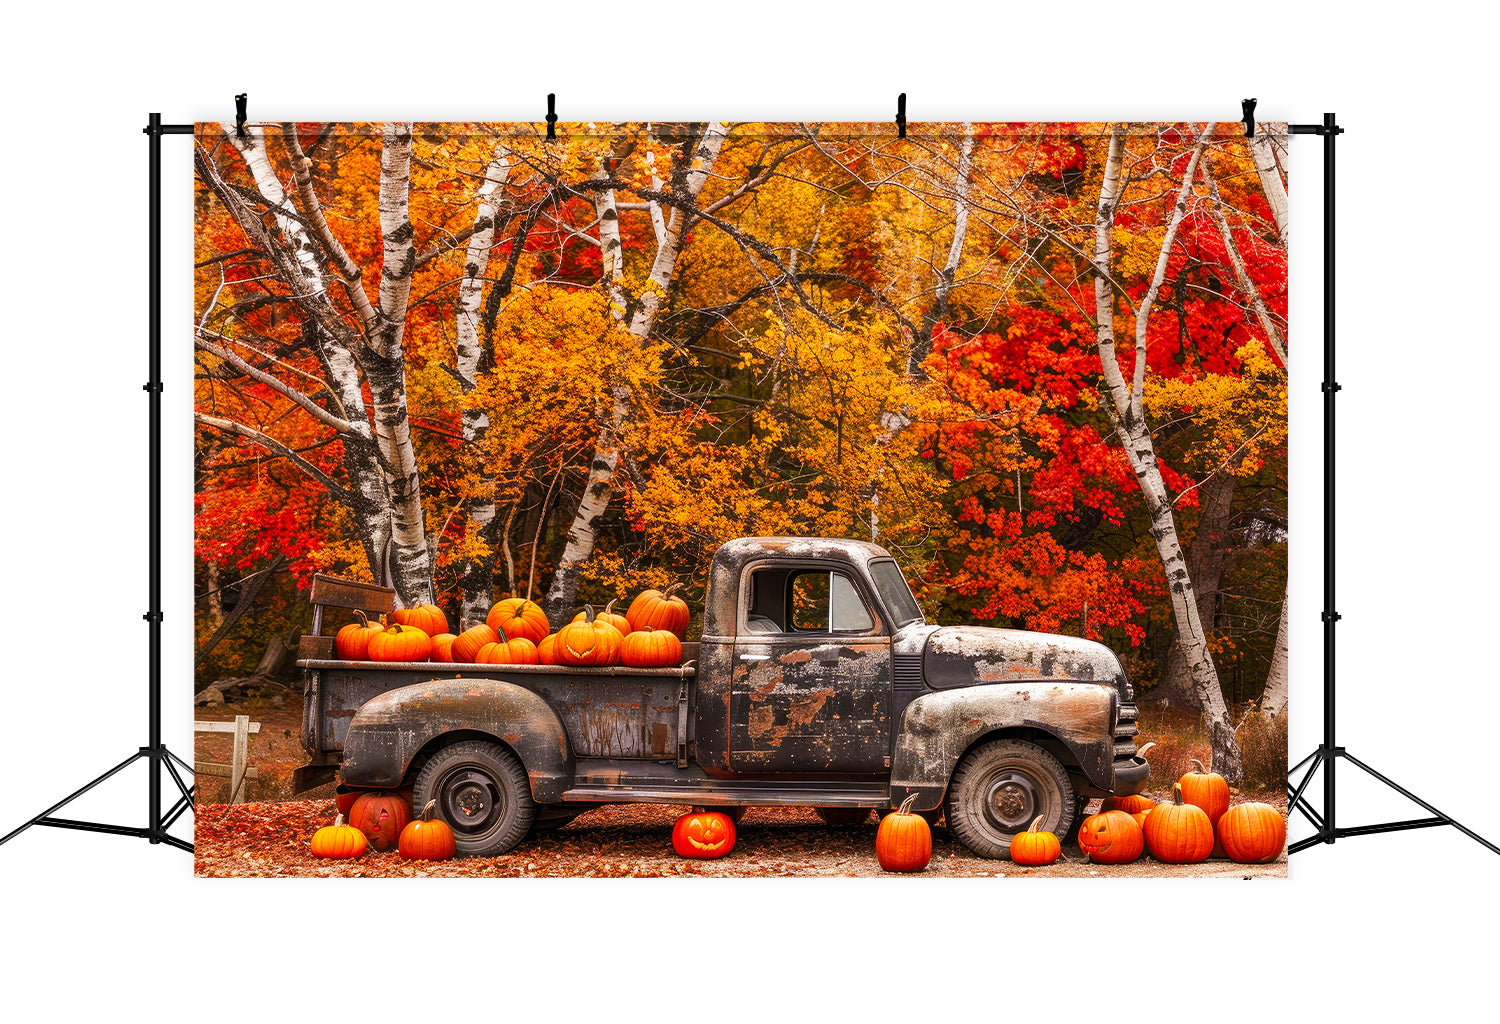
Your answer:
[429,633,459,663]
[310,813,367,859]
[366,623,432,663]
[391,602,448,638]
[335,610,386,660]
[1143,783,1215,863]
[875,794,932,872]
[487,598,550,645]
[1179,758,1231,828]
[626,584,690,637]
[672,811,736,859]
[1077,809,1144,864]
[575,598,631,636]
[398,800,457,862]
[555,605,624,666]
[1102,793,1156,815]
[1217,802,1287,864]
[537,633,561,665]
[452,623,500,663]
[347,792,412,852]
[475,624,539,666]
[620,626,683,668]
[1010,815,1062,867]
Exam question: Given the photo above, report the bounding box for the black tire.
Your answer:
[412,740,535,857]
[1063,795,1092,846]
[945,739,1075,860]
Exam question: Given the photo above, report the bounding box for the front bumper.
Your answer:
[1112,754,1150,795]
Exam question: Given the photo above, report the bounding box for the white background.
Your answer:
[2,1,1495,1017]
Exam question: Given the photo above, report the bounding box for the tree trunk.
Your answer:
[1093,127,1244,783]
[1159,472,1236,705]
[909,128,975,376]
[1261,590,1289,718]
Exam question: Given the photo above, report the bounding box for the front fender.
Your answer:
[890,683,1117,812]
[340,678,573,803]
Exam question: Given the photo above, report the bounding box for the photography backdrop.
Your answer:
[192,120,1289,876]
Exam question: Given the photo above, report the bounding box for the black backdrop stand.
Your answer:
[0,114,196,854]
[2,110,1496,860]
[1286,113,1497,857]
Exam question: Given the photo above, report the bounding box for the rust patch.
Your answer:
[503,733,522,744]
[780,650,813,664]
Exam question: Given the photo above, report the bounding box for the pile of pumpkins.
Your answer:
[332,585,692,669]
[1013,758,1287,868]
[310,791,455,862]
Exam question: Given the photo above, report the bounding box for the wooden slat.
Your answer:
[196,763,262,780]
[194,720,262,734]
[308,573,395,622]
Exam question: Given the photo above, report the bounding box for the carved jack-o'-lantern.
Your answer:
[672,811,736,859]
[1077,808,1145,864]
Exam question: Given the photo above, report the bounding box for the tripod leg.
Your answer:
[1340,752,1500,857]
[0,751,145,847]
[1286,752,1325,832]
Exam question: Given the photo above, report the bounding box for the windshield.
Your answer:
[868,559,925,628]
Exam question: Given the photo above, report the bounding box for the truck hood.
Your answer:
[922,624,1127,693]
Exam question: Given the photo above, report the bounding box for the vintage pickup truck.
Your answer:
[296,537,1148,858]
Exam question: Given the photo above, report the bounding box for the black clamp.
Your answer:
[142,382,163,393]
[545,93,558,141]
[1242,98,1257,138]
[1321,381,1342,393]
[896,93,907,139]
[143,611,164,623]
[235,93,248,138]
[1321,611,1342,623]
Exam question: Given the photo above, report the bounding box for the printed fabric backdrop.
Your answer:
[192,121,1290,877]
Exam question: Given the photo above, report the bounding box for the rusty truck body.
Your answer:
[297,536,1149,858]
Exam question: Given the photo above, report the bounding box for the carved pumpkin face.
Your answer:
[347,792,412,852]
[556,607,624,666]
[672,811,736,859]
[1077,809,1144,864]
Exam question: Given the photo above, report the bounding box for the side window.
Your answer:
[788,571,874,633]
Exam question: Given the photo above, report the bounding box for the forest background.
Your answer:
[2,2,1495,1021]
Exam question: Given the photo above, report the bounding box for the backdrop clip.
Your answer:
[1242,97,1256,138]
[545,93,558,141]
[235,93,248,138]
[896,93,907,139]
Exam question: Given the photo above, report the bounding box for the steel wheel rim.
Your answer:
[982,768,1042,833]
[440,767,502,837]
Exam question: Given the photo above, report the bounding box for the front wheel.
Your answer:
[412,740,535,857]
[945,739,1074,860]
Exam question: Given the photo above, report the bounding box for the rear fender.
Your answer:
[340,678,573,803]
[890,683,1116,811]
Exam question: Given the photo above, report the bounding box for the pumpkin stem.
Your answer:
[582,604,596,623]
[662,583,682,599]
[604,598,618,615]
[494,622,510,644]
[334,813,346,827]
[1172,782,1186,806]
[353,610,370,629]
[1189,758,1208,775]
[421,800,438,822]
[1028,815,1044,834]
[897,793,919,816]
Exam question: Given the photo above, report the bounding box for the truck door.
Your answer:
[729,565,891,773]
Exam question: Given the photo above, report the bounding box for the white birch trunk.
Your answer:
[1207,179,1288,365]
[1249,132,1290,242]
[1262,590,1290,718]
[1094,128,1244,783]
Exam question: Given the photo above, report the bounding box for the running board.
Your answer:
[561,764,889,807]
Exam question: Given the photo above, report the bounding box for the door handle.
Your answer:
[740,654,769,662]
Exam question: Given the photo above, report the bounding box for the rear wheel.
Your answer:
[412,740,534,857]
[945,739,1074,860]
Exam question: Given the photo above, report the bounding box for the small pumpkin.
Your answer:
[1143,783,1215,863]
[1077,809,1144,864]
[429,633,459,663]
[537,633,562,665]
[1217,802,1287,864]
[1179,758,1231,828]
[626,583,691,637]
[310,813,367,859]
[620,626,684,668]
[1010,815,1062,867]
[575,598,631,636]
[398,800,457,862]
[366,623,432,663]
[555,605,624,666]
[475,623,540,666]
[451,622,500,663]
[672,810,736,859]
[347,791,412,852]
[1102,793,1157,816]
[391,602,448,639]
[335,610,386,661]
[487,597,550,645]
[875,794,933,872]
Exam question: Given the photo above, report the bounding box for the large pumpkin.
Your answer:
[429,633,459,663]
[391,602,448,639]
[1102,793,1157,816]
[537,633,562,665]
[487,598,550,645]
[1077,809,1144,864]
[626,584,690,636]
[672,810,736,859]
[1217,802,1287,864]
[1143,783,1215,863]
[475,623,539,666]
[347,792,412,852]
[366,623,432,663]
[452,623,500,664]
[334,611,386,661]
[555,605,624,666]
[398,800,457,862]
[576,598,631,636]
[620,626,683,668]
[310,813,367,859]
[1179,758,1231,828]
[1010,815,1062,867]
[875,794,932,872]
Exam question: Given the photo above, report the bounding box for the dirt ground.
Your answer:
[193,693,1288,879]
